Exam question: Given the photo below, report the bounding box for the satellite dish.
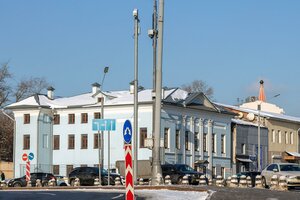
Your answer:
[237,112,243,119]
[247,113,255,121]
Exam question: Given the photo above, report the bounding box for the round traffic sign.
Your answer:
[22,153,28,161]
[123,120,132,144]
[28,152,34,161]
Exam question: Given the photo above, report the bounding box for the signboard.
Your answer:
[123,120,132,144]
[92,119,116,131]
[28,152,34,161]
[22,153,28,161]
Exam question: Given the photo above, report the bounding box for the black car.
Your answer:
[236,171,261,187]
[68,167,122,186]
[161,164,205,185]
[7,172,56,187]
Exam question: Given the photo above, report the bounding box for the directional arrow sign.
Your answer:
[92,119,116,131]
[123,120,132,144]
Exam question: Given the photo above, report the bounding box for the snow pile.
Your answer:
[136,189,208,200]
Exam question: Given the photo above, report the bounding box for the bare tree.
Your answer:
[14,77,49,102]
[181,80,214,99]
[0,62,12,107]
[0,111,14,161]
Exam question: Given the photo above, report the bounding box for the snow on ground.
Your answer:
[136,189,209,200]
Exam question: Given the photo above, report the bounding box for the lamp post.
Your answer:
[99,66,109,185]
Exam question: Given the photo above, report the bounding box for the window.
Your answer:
[81,113,88,123]
[140,128,147,148]
[94,112,101,119]
[68,134,75,149]
[68,114,75,124]
[164,128,169,149]
[194,132,199,151]
[185,131,189,150]
[43,134,48,148]
[175,130,180,150]
[53,165,59,175]
[81,134,88,149]
[221,167,225,178]
[97,97,103,103]
[24,114,30,124]
[285,132,289,144]
[53,114,60,125]
[242,143,246,154]
[290,132,294,144]
[53,135,60,150]
[221,135,225,154]
[66,165,73,176]
[212,134,216,153]
[278,131,282,143]
[204,134,207,152]
[23,135,30,150]
[212,166,216,178]
[272,130,275,143]
[94,133,100,149]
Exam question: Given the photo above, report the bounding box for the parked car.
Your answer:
[161,164,205,185]
[68,167,123,186]
[6,172,56,187]
[261,163,300,188]
[236,171,261,187]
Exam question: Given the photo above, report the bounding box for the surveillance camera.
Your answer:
[148,29,154,38]
[133,9,138,17]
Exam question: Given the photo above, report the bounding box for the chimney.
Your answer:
[47,86,55,100]
[129,81,134,94]
[92,82,100,94]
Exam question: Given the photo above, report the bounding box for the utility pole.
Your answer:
[151,0,164,185]
[133,8,139,185]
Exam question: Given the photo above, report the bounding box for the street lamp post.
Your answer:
[99,66,109,186]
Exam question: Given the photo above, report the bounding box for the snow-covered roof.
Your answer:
[232,118,266,128]
[6,88,190,109]
[216,102,300,124]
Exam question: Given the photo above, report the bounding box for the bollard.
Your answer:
[48,178,56,187]
[226,176,231,187]
[230,175,239,188]
[36,179,42,187]
[74,177,80,187]
[164,175,172,185]
[246,176,252,188]
[239,175,247,188]
[270,175,278,190]
[27,180,32,187]
[182,175,189,185]
[94,178,100,186]
[115,177,122,186]
[255,175,263,189]
[208,178,213,186]
[216,175,224,187]
[199,175,207,186]
[278,176,288,191]
[139,178,144,185]
[0,181,7,187]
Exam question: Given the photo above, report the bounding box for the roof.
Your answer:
[286,151,300,157]
[232,118,266,128]
[216,102,300,124]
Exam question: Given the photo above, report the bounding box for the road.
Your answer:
[0,190,145,200]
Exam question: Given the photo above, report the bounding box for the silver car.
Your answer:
[261,163,300,188]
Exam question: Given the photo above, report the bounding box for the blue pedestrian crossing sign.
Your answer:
[123,120,132,144]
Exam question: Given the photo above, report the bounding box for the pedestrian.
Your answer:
[0,171,5,181]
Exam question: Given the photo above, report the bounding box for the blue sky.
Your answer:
[1,1,300,116]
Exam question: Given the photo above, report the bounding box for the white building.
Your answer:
[7,84,234,179]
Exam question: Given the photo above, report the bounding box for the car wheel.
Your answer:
[261,177,267,188]
[60,182,68,186]
[13,182,22,187]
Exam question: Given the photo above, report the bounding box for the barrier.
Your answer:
[115,177,122,186]
[27,180,32,187]
[230,175,238,188]
[255,175,263,189]
[49,178,56,187]
[239,175,247,188]
[164,175,172,185]
[139,178,144,186]
[36,179,42,187]
[246,176,252,188]
[94,178,100,186]
[216,175,224,187]
[226,176,231,187]
[270,175,278,190]
[74,178,80,187]
[0,181,7,187]
[278,176,288,191]
[182,175,189,185]
[199,175,207,186]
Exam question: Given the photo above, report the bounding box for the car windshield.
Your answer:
[101,168,108,174]
[178,165,194,172]
[280,164,300,171]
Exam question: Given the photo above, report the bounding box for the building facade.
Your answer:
[7,84,234,179]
